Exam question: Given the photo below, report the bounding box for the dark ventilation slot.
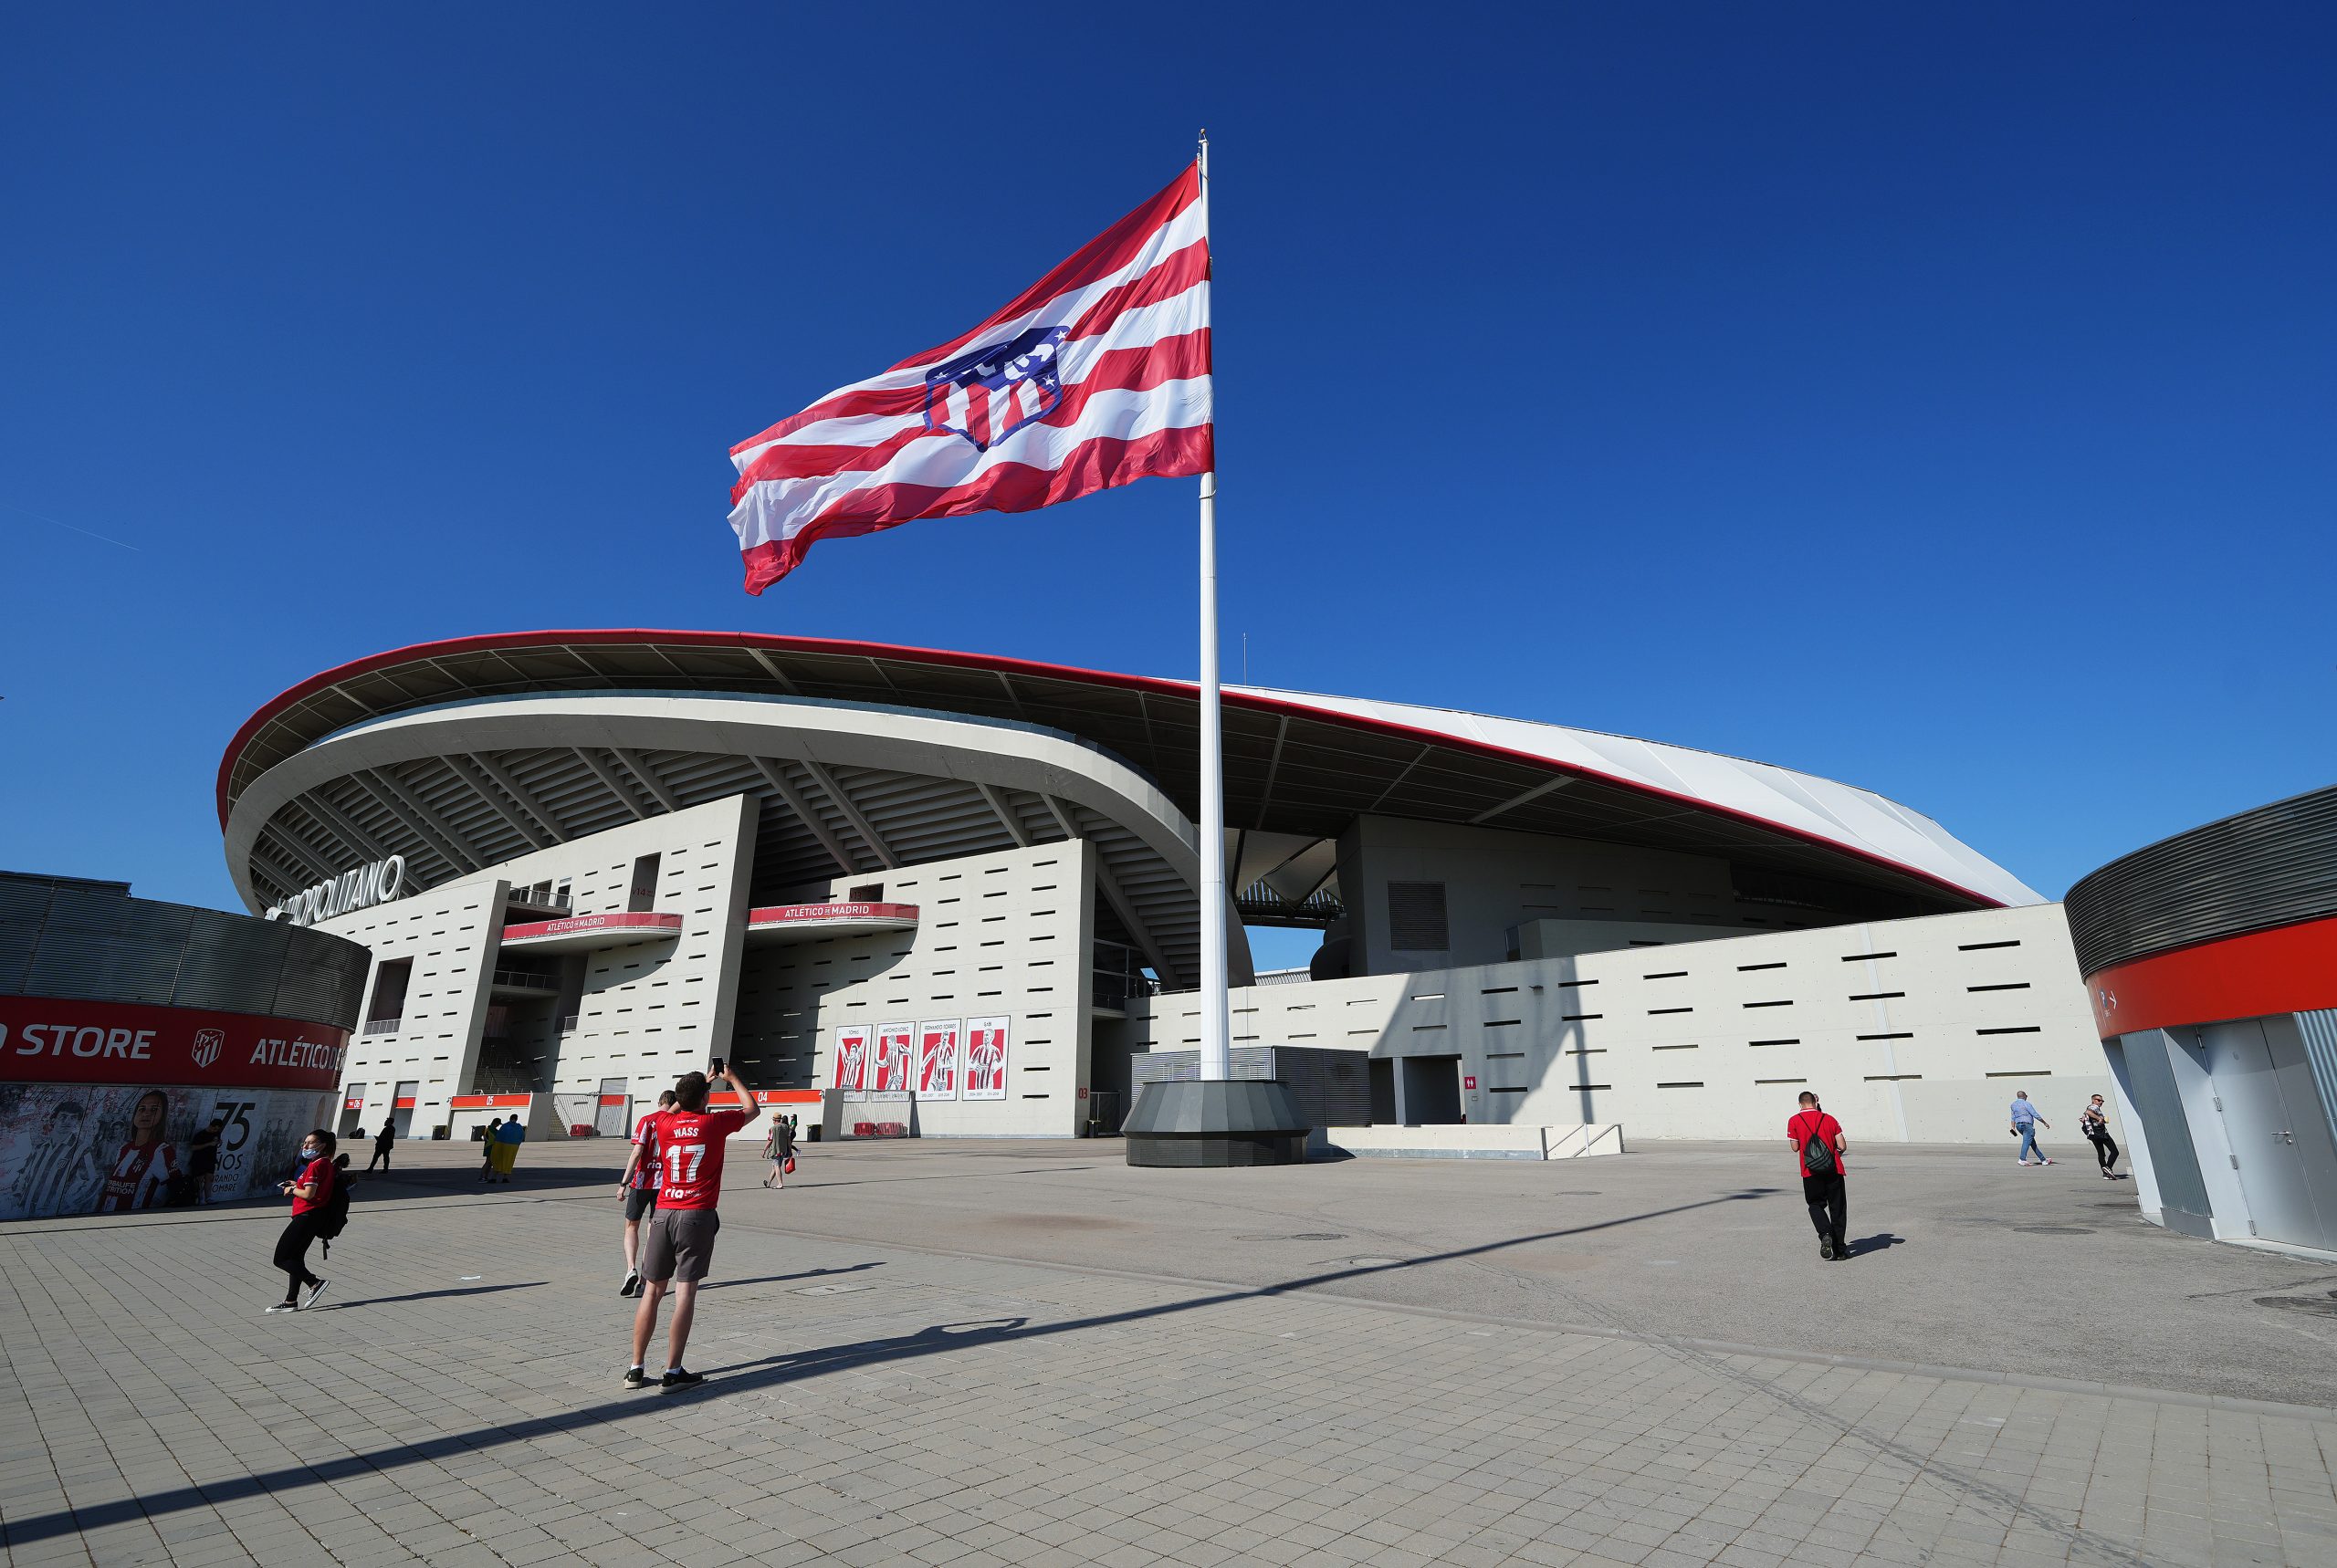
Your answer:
[628,853,662,913]
[1749,1039,1801,1047]
[1737,961,1787,972]
[1839,952,1897,963]
[1744,999,1792,1009]
[1657,1082,1704,1089]
[1976,1025,2043,1036]
[1968,982,2031,992]
[1958,939,2020,952]
[1387,882,1449,951]
[1643,971,1687,980]
[1856,1031,1914,1041]
[1847,991,1905,1001]
[1648,1007,1692,1016]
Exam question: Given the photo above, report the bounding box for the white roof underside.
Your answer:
[1226,685,2043,908]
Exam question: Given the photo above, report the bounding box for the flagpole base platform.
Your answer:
[1122,1080,1312,1167]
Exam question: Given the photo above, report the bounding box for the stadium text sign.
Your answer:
[267,855,406,927]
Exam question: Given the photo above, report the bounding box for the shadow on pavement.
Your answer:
[704,1262,884,1291]
[324,1281,547,1310]
[1842,1233,1905,1258]
[0,1186,1771,1547]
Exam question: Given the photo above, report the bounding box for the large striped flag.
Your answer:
[728,165,1211,594]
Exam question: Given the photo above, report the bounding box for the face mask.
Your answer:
[298,1147,320,1164]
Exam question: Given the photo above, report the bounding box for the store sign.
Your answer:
[0,997,350,1092]
[267,855,406,927]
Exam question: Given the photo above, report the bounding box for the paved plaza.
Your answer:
[3,1136,2334,1568]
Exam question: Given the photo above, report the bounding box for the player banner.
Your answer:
[916,1018,959,1098]
[961,1016,1008,1101]
[0,1081,334,1221]
[872,1021,913,1102]
[831,1024,871,1100]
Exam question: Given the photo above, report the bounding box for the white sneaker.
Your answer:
[266,1302,297,1313]
[302,1279,331,1310]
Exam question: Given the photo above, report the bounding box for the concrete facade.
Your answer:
[1329,815,1858,977]
[732,839,1099,1136]
[1123,903,2115,1145]
[324,797,759,1137]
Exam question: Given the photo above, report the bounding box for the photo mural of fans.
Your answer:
[0,1081,335,1218]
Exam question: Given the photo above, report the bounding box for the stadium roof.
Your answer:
[220,630,2038,918]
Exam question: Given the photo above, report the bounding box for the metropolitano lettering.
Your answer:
[266,855,406,927]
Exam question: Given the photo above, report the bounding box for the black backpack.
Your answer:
[1797,1113,1837,1176]
[318,1158,354,1255]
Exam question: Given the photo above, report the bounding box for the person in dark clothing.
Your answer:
[268,1130,338,1312]
[2079,1094,2120,1177]
[1787,1091,1850,1261]
[189,1118,224,1204]
[368,1123,394,1172]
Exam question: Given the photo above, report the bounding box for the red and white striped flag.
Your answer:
[728,165,1211,593]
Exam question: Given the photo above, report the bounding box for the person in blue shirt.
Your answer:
[2009,1091,2053,1166]
[489,1114,526,1183]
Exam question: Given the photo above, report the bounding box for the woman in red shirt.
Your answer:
[268,1130,338,1313]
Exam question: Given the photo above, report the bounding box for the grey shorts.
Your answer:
[638,1207,720,1284]
[623,1186,657,1222]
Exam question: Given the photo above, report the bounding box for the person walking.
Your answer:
[189,1116,224,1205]
[616,1091,677,1297]
[367,1123,394,1172]
[624,1063,758,1389]
[268,1130,338,1312]
[1787,1091,1850,1261]
[2079,1094,2120,1177]
[2010,1091,2053,1166]
[480,1118,504,1181]
[761,1110,796,1188]
[490,1114,526,1183]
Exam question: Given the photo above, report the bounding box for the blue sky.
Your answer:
[3,5,2332,930]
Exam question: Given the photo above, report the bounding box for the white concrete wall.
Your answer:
[326,880,508,1139]
[499,796,757,1107]
[322,797,758,1130]
[1130,903,2117,1145]
[729,840,1095,1136]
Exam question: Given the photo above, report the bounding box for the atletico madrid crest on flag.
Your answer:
[727,164,1212,593]
[923,326,1068,453]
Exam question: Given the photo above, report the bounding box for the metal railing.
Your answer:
[556,1013,580,1034]
[1092,940,1162,1012]
[362,1018,403,1036]
[490,966,561,991]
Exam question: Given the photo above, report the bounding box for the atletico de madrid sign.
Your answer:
[0,998,350,1092]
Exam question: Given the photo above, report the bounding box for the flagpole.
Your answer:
[1196,130,1230,1085]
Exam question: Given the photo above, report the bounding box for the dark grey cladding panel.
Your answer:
[2065,785,2337,976]
[0,876,370,1029]
[1132,1046,1365,1132]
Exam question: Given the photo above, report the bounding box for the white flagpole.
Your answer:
[1196,130,1231,1084]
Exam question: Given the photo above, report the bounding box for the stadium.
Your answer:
[219,630,2114,1147]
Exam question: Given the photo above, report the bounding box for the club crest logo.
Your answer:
[191,1029,225,1070]
[923,325,1068,452]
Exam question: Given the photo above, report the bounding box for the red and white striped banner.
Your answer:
[728,165,1211,594]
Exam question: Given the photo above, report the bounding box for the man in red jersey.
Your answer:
[1787,1091,1850,1262]
[624,1063,756,1388]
